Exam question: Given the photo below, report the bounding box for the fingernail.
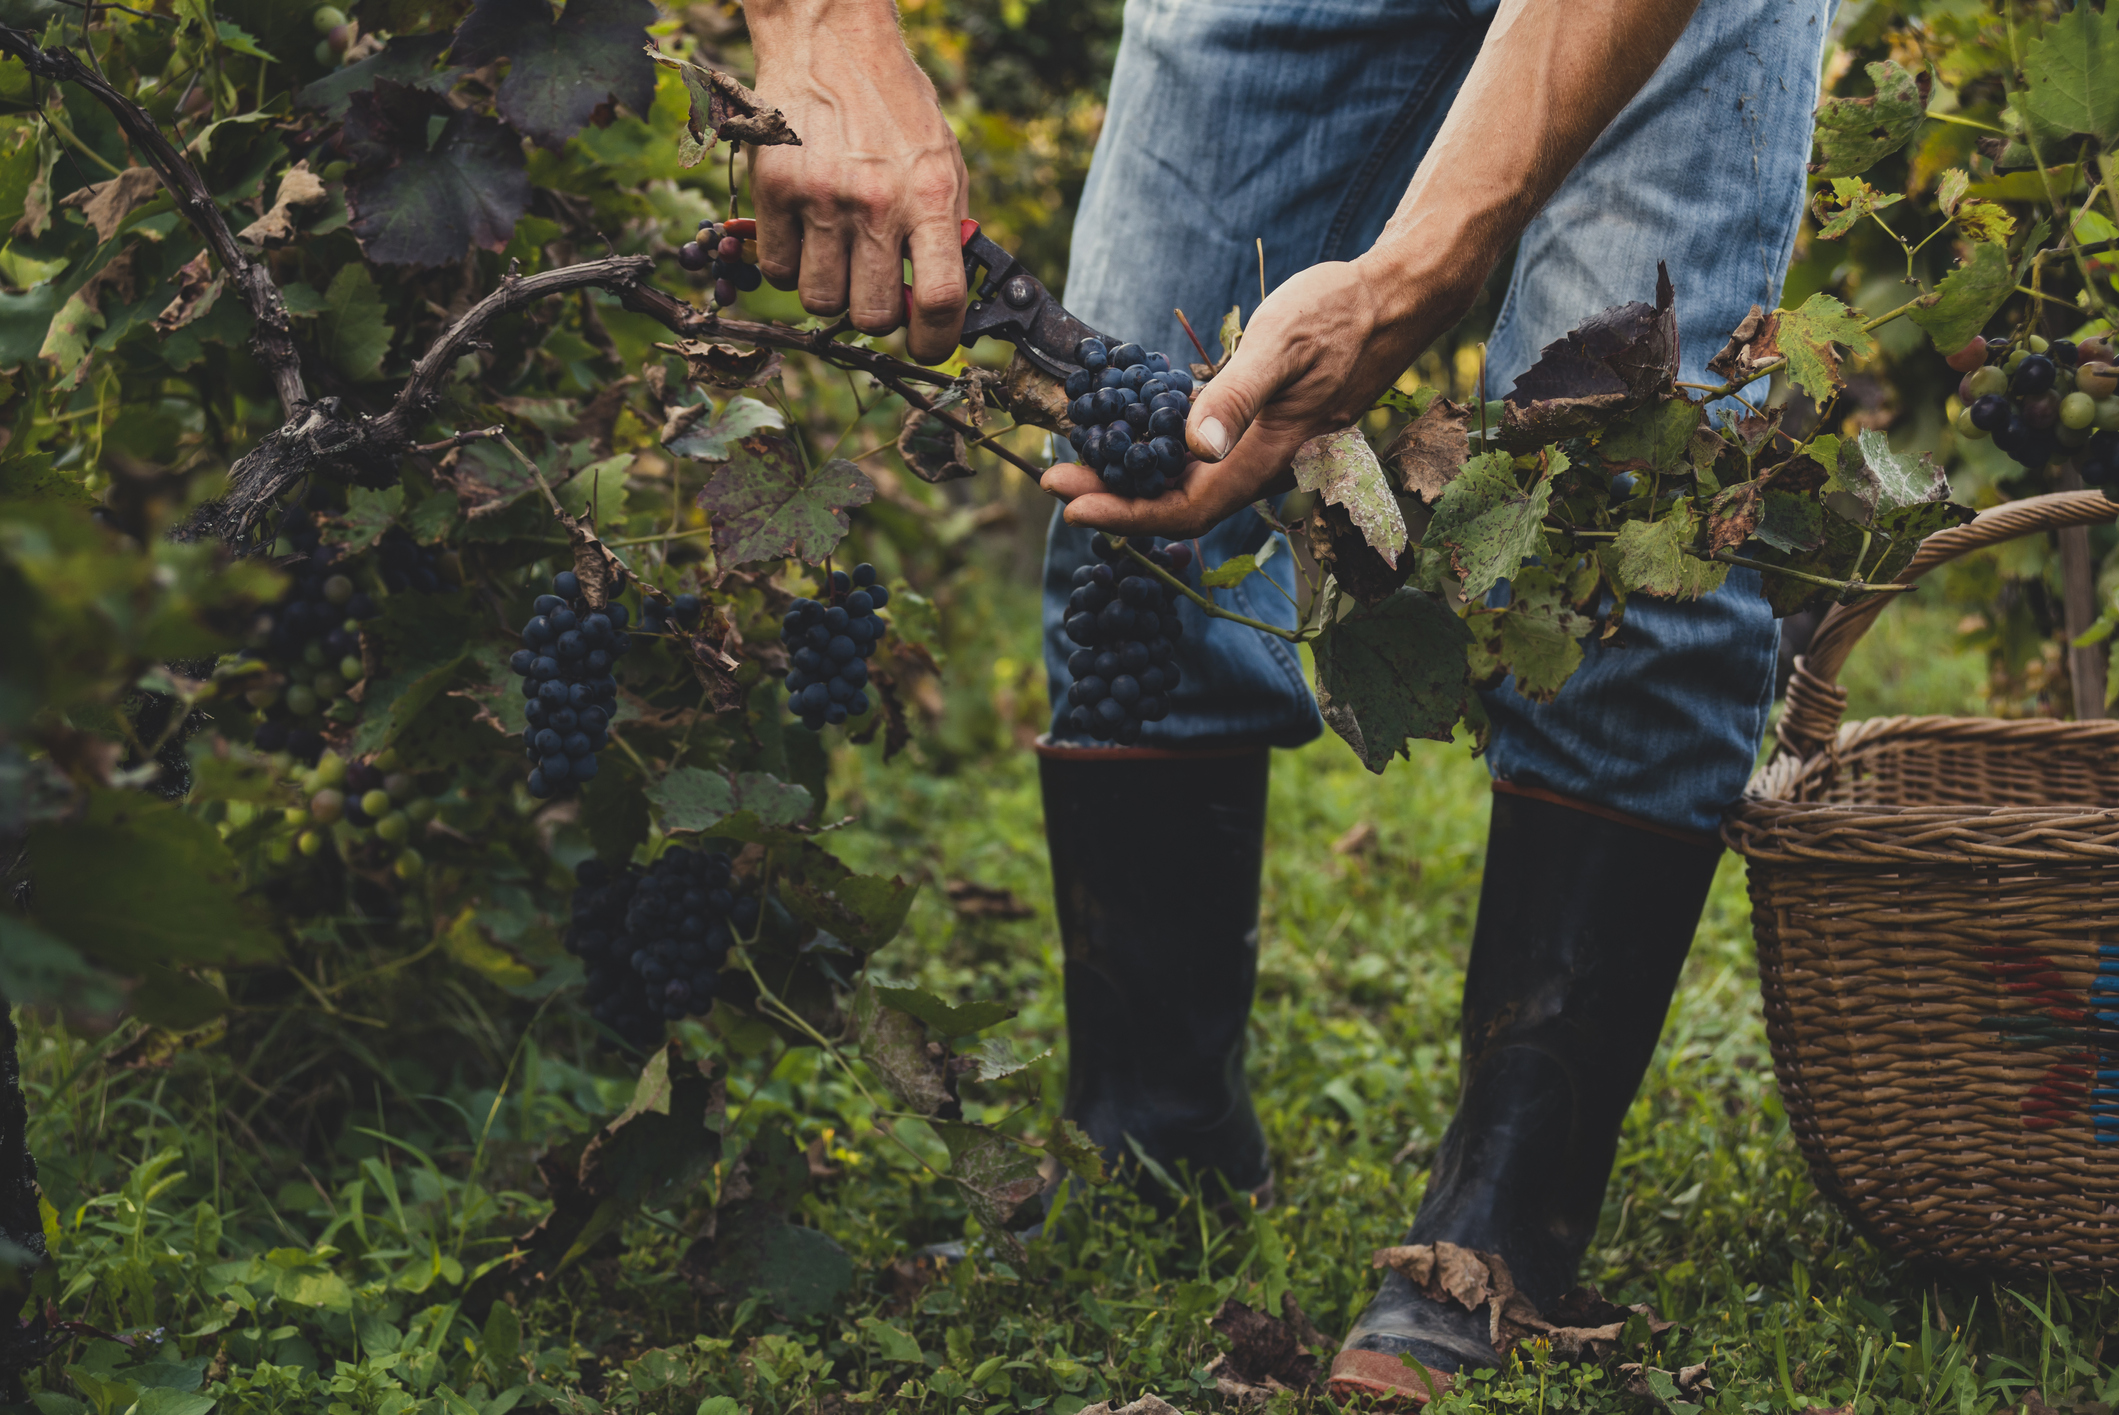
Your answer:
[1192,416,1230,462]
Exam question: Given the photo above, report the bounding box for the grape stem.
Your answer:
[1698,295,1931,401]
[1554,525,1916,595]
[1098,534,1314,643]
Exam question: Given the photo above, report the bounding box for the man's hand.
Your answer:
[1040,258,1474,539]
[746,0,969,364]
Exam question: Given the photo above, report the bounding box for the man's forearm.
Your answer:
[1365,0,1701,329]
[745,0,905,59]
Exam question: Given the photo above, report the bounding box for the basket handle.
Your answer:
[1774,489,2118,757]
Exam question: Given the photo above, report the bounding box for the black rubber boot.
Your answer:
[1039,740,1274,1204]
[1330,788,1723,1403]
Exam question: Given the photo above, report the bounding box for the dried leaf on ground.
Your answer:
[1208,1298,1322,1394]
[1496,1285,1674,1362]
[1077,1398,1185,1415]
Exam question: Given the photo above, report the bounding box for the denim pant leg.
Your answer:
[1041,0,1500,749]
[1477,0,1831,835]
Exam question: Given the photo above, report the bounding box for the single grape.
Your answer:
[1945,336,1987,373]
[2061,391,2097,430]
[2014,355,2056,396]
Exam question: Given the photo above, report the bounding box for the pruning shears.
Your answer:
[943,218,1110,380]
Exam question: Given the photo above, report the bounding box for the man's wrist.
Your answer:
[1355,207,1505,347]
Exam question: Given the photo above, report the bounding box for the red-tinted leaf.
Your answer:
[450,0,656,148]
[696,436,874,567]
[1499,263,1678,449]
[344,83,529,268]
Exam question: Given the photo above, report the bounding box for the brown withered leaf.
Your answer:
[154,250,223,334]
[1707,481,1764,554]
[1496,1285,1674,1363]
[1500,263,1678,450]
[236,162,329,246]
[59,165,161,244]
[1382,395,1470,504]
[1730,405,1785,457]
[647,47,802,163]
[658,338,784,389]
[944,881,1035,920]
[683,602,748,713]
[897,406,975,483]
[559,511,627,609]
[1305,498,1411,607]
[1707,305,1781,389]
[1373,1241,1541,1352]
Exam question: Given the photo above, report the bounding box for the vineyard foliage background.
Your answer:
[1,0,2117,1412]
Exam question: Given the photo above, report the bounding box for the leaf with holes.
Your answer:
[935,1122,1044,1260]
[1809,176,1902,240]
[698,437,875,567]
[1810,60,1928,177]
[1467,567,1594,702]
[1772,294,1873,404]
[450,0,656,148]
[1312,588,1474,773]
[1290,428,1407,567]
[344,82,530,269]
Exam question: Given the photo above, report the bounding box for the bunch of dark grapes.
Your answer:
[640,592,703,637]
[510,570,628,798]
[1063,337,1195,499]
[248,520,377,765]
[781,564,890,730]
[1952,333,2119,482]
[377,527,453,595]
[678,216,763,310]
[567,848,759,1049]
[1061,538,1191,743]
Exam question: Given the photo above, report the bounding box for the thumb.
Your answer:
[1186,337,1287,464]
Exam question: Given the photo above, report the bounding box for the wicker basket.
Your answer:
[1723,490,2119,1283]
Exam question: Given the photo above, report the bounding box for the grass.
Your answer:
[14,578,2114,1415]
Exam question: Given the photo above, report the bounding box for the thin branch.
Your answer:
[0,24,307,417]
[1700,295,1929,400]
[1100,534,1309,642]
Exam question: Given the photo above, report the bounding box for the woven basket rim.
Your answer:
[1726,714,2119,866]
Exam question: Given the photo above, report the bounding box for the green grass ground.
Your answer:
[16,580,2111,1415]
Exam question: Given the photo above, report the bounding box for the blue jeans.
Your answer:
[1041,0,1829,835]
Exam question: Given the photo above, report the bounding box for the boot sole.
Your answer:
[1326,1348,1455,1406]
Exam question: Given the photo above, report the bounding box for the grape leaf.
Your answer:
[1828,428,1954,522]
[688,1208,850,1319]
[323,484,403,550]
[1421,450,1551,600]
[1466,566,1593,702]
[959,1038,1047,1083]
[1290,427,1407,568]
[320,264,394,382]
[1596,396,1700,473]
[646,48,803,165]
[1380,394,1469,503]
[645,766,812,835]
[1607,504,1726,599]
[1951,198,2014,245]
[1312,587,1474,773]
[1810,60,1928,178]
[934,1122,1044,1261]
[662,394,784,461]
[1810,176,1902,240]
[344,82,530,269]
[1201,553,1262,590]
[296,33,463,121]
[1756,489,1825,554]
[872,985,1015,1036]
[1042,1118,1107,1186]
[849,980,954,1116]
[1499,264,1678,449]
[27,789,282,972]
[697,437,875,567]
[1773,294,1873,403]
[1905,242,2012,354]
[450,0,656,149]
[2024,2,2119,144]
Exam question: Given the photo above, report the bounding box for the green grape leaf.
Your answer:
[1200,553,1262,590]
[1596,396,1701,473]
[689,1205,850,1319]
[933,1122,1044,1261]
[1905,242,2012,354]
[645,766,813,835]
[1951,198,2014,245]
[1290,428,1407,568]
[320,264,394,383]
[1042,1118,1107,1186]
[0,912,119,1012]
[556,454,631,525]
[2024,1,2119,144]
[1607,504,1726,599]
[27,789,283,972]
[296,34,463,121]
[325,485,403,551]
[1810,176,1903,239]
[1810,60,1928,178]
[662,394,784,461]
[777,845,919,954]
[697,437,875,567]
[1466,566,1594,702]
[1774,294,1874,404]
[849,980,955,1115]
[349,651,469,757]
[1421,450,1551,601]
[449,0,656,149]
[958,1038,1047,1083]
[871,985,1016,1037]
[1312,587,1474,774]
[343,82,530,269]
[1755,489,1826,555]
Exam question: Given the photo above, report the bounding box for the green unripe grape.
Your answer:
[339,654,364,681]
[375,748,401,771]
[312,5,348,31]
[343,617,363,634]
[283,806,308,826]
[298,829,325,857]
[303,641,327,668]
[1967,366,2008,398]
[323,574,354,604]
[383,771,415,801]
[360,788,393,818]
[2096,396,2119,428]
[2006,349,2027,372]
[394,848,425,880]
[2057,420,2092,449]
[310,788,345,824]
[2061,391,2097,429]
[313,670,345,699]
[322,160,351,182]
[2028,334,2050,354]
[270,751,294,773]
[266,837,293,865]
[246,685,280,710]
[285,684,320,717]
[1954,406,1989,440]
[314,39,338,67]
[316,750,347,785]
[404,796,437,824]
[375,811,410,844]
